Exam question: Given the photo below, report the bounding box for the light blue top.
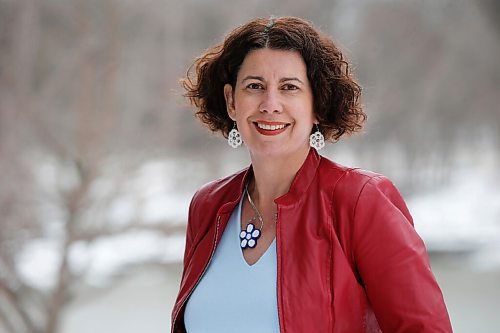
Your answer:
[184,193,279,333]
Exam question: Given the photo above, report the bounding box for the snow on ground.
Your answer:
[409,170,500,248]
[408,168,500,270]
[16,231,186,289]
[17,157,193,289]
[16,238,63,289]
[68,232,185,286]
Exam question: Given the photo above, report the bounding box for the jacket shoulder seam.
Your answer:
[352,175,385,222]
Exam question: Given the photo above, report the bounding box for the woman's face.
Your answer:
[224,48,316,160]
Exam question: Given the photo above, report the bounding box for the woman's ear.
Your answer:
[224,84,236,120]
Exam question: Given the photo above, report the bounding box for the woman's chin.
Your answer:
[247,142,309,160]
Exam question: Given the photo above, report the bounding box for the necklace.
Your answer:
[240,184,276,249]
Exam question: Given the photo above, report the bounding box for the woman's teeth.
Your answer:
[256,123,287,130]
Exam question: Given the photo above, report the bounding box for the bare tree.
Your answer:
[0,1,187,332]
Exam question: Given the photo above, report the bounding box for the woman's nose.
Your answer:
[259,89,282,113]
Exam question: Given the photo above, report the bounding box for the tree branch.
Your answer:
[0,281,37,333]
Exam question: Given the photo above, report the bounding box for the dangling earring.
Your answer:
[310,124,325,150]
[228,122,242,148]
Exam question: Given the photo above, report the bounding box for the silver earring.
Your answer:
[228,122,242,148]
[310,124,325,150]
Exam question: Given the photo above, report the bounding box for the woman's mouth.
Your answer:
[254,121,290,136]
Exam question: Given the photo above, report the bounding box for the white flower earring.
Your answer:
[310,124,325,150]
[228,122,242,148]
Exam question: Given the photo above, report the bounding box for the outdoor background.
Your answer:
[1,0,499,332]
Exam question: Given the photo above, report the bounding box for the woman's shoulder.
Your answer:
[317,155,401,201]
[191,167,248,206]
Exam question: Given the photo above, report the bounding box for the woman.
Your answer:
[171,16,452,333]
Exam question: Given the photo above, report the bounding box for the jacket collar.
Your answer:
[237,148,321,208]
[275,148,321,206]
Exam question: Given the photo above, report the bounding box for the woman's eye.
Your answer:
[282,84,298,90]
[247,83,263,90]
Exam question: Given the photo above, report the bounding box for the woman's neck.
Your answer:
[248,147,310,204]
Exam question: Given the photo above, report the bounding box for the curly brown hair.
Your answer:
[181,16,366,142]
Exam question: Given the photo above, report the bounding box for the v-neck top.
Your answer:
[184,194,279,333]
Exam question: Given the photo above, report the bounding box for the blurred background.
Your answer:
[1,0,499,332]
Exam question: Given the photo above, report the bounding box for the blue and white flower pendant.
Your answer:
[240,223,261,249]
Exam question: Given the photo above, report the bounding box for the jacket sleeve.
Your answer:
[181,189,200,275]
[351,176,452,332]
[172,189,204,333]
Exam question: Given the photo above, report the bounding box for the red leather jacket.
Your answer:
[171,149,452,332]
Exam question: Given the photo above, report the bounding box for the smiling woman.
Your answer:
[172,16,452,333]
[224,48,315,161]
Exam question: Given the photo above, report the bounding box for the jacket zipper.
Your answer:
[171,215,221,333]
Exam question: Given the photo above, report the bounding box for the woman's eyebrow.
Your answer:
[280,77,303,84]
[241,75,264,83]
[241,76,303,84]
